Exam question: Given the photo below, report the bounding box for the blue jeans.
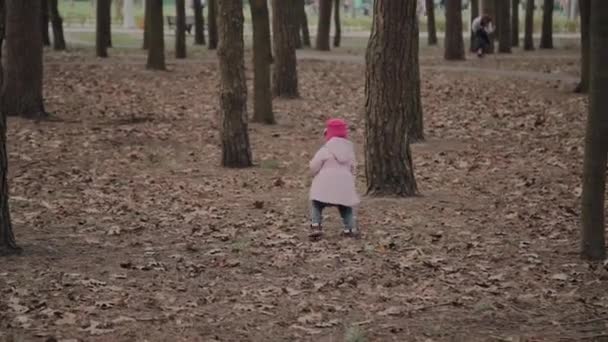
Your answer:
[311,200,356,231]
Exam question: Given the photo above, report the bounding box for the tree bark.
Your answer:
[469,0,479,51]
[49,0,66,50]
[410,18,424,143]
[208,0,218,49]
[524,0,534,50]
[42,0,50,46]
[0,0,18,256]
[580,0,608,261]
[316,0,332,50]
[481,0,495,53]
[193,0,205,45]
[444,0,464,60]
[272,0,299,98]
[365,0,418,197]
[143,0,149,49]
[146,0,165,70]
[426,0,437,45]
[96,0,111,57]
[511,0,519,47]
[333,0,341,47]
[218,0,252,168]
[175,0,186,58]
[497,0,511,53]
[575,0,590,93]
[298,0,311,47]
[250,0,274,124]
[0,82,17,255]
[540,0,553,49]
[2,0,47,119]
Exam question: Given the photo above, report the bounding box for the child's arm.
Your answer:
[309,148,329,176]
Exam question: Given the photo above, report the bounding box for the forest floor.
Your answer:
[2,44,608,342]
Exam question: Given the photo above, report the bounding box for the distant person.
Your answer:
[471,14,494,57]
[308,119,360,240]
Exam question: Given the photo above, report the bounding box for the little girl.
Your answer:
[309,119,360,239]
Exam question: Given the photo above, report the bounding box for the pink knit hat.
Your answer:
[324,118,348,141]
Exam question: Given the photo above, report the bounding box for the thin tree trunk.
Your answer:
[193,0,205,45]
[49,0,66,50]
[146,0,165,70]
[208,0,218,49]
[365,0,418,197]
[444,0,464,60]
[0,0,4,87]
[143,0,149,49]
[426,0,437,45]
[316,0,332,50]
[175,0,186,58]
[470,0,479,51]
[540,0,553,49]
[580,0,608,261]
[2,0,47,119]
[524,0,534,50]
[575,0,590,93]
[106,0,112,48]
[123,0,135,28]
[0,0,14,255]
[96,0,110,57]
[272,0,298,98]
[497,0,511,53]
[250,0,274,124]
[42,0,50,46]
[511,0,519,47]
[299,0,311,47]
[218,0,252,168]
[333,0,341,47]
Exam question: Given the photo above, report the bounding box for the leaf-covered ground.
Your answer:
[2,46,608,342]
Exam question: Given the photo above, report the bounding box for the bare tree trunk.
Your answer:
[540,0,553,49]
[208,0,218,49]
[2,0,47,119]
[511,0,519,47]
[298,0,311,47]
[107,0,112,48]
[143,0,149,49]
[146,0,165,70]
[426,0,437,45]
[365,0,418,197]
[193,0,205,45]
[524,0,534,50]
[272,0,298,98]
[410,18,424,143]
[580,0,608,260]
[218,0,252,168]
[0,0,18,256]
[575,0,590,93]
[333,0,341,47]
[250,0,274,124]
[497,0,511,53]
[470,0,479,51]
[96,0,111,57]
[49,0,66,50]
[175,0,186,58]
[316,0,332,50]
[42,0,50,46]
[444,0,464,60]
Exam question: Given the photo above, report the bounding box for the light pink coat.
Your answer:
[309,138,360,207]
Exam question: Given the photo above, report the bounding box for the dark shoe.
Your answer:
[342,228,360,239]
[309,225,323,241]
